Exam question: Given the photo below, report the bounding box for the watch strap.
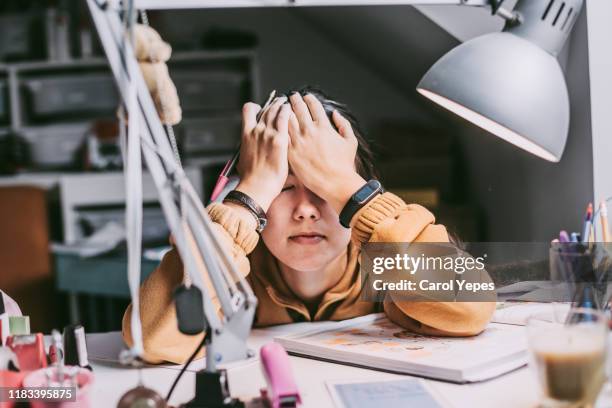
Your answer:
[223,190,268,233]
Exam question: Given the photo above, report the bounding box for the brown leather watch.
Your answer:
[223,190,268,233]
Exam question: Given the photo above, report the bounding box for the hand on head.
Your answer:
[235,96,291,212]
[286,93,366,214]
[235,93,366,214]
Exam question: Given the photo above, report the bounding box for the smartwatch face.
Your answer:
[354,180,380,203]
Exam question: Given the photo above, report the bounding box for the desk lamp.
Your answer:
[418,0,584,162]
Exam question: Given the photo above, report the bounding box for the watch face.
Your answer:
[354,180,380,203]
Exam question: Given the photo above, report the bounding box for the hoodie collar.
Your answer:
[249,241,361,321]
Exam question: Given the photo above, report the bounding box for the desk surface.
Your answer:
[84,326,612,408]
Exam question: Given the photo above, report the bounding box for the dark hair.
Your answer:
[282,86,378,181]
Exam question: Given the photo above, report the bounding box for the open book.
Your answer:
[275,313,527,383]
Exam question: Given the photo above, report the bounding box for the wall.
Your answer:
[295,5,460,119]
[415,1,513,42]
[153,7,437,132]
[586,0,612,214]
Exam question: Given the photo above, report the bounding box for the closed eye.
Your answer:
[281,185,294,192]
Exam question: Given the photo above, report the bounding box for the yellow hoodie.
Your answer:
[123,192,495,364]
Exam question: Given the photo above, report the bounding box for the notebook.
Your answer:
[275,313,527,383]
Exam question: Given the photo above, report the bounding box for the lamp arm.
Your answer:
[86,0,257,370]
[106,0,494,11]
[489,0,522,26]
[105,0,522,26]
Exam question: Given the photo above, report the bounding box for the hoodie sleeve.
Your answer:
[351,192,496,336]
[121,202,259,364]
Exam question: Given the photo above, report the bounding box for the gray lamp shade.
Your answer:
[417,32,569,162]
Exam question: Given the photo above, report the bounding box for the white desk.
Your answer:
[85,326,612,408]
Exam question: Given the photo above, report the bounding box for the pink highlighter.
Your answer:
[259,342,301,408]
[209,150,239,202]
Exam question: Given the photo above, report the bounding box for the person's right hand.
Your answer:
[234,97,291,212]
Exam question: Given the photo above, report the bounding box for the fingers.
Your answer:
[276,104,291,134]
[262,97,288,127]
[332,110,356,140]
[289,92,313,129]
[288,111,300,138]
[303,93,329,124]
[242,102,262,136]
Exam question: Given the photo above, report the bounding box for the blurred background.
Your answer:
[0,0,594,333]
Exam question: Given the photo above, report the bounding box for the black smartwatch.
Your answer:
[339,180,384,228]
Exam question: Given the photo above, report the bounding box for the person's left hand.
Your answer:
[287,93,367,215]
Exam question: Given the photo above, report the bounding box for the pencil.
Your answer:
[601,201,610,243]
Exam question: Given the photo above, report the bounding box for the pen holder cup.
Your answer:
[549,243,612,308]
[22,366,94,408]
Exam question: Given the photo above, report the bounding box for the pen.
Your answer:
[210,90,277,202]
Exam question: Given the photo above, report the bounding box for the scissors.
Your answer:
[210,90,277,202]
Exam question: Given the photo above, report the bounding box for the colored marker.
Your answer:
[559,230,570,243]
[582,203,593,244]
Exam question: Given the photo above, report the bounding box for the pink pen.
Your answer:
[209,90,277,202]
[259,342,301,408]
[209,151,239,202]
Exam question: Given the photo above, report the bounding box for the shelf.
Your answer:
[171,49,257,61]
[0,153,231,192]
[0,171,69,189]
[5,58,108,72]
[0,50,256,71]
[0,49,257,175]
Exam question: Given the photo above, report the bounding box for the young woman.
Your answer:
[123,87,495,364]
